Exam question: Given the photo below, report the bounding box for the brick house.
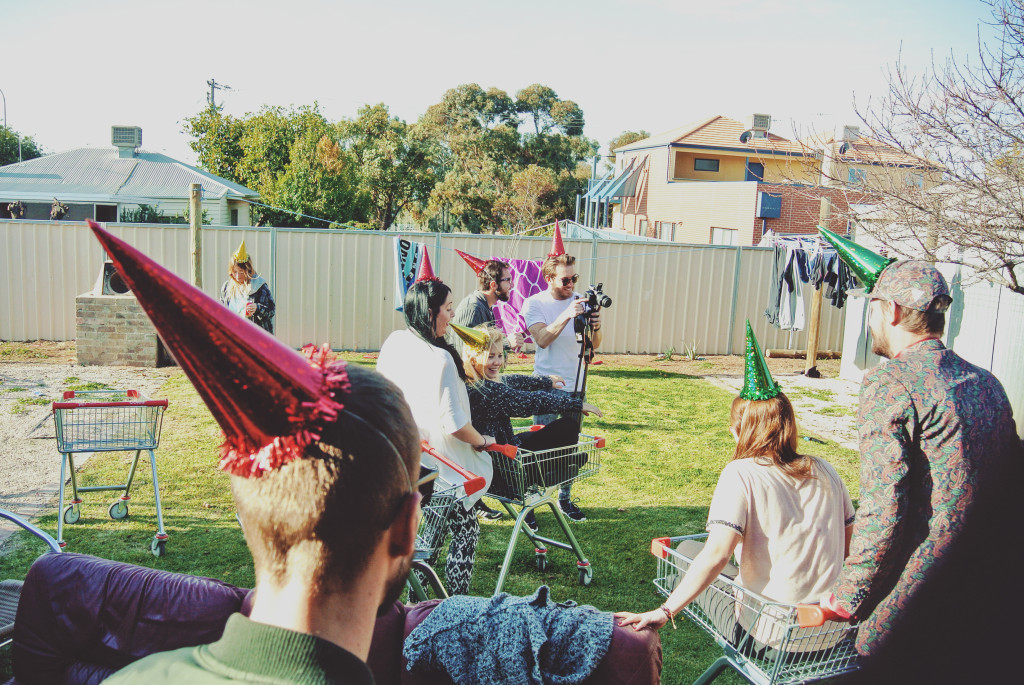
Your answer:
[603,115,933,245]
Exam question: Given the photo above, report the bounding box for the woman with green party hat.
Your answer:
[616,322,855,641]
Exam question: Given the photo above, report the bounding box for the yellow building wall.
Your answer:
[671,149,818,184]
[832,161,941,191]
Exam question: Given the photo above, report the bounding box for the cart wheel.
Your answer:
[62,505,80,525]
[109,500,129,520]
[151,538,166,557]
[535,553,548,572]
[578,566,593,586]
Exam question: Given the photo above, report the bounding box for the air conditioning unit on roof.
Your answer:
[111,126,142,148]
[750,113,772,132]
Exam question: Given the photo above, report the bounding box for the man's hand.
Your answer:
[559,298,587,323]
[587,308,601,331]
[507,330,525,350]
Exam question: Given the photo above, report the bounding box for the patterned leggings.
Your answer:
[444,502,480,595]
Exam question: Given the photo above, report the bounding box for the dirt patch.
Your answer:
[0,341,76,365]
[0,359,176,543]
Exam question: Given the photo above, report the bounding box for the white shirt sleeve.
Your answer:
[437,353,471,434]
[706,463,747,536]
[522,294,544,329]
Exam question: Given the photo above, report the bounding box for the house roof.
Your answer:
[804,133,936,169]
[614,116,808,156]
[0,148,259,204]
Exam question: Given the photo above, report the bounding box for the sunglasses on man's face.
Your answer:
[557,275,579,286]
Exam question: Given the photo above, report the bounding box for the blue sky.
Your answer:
[1,0,994,165]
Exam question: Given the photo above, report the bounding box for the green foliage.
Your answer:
[682,339,699,361]
[607,130,651,168]
[0,126,43,167]
[119,204,187,224]
[337,104,435,230]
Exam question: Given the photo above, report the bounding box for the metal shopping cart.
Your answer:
[52,390,169,556]
[650,534,860,685]
[486,432,605,594]
[408,442,487,602]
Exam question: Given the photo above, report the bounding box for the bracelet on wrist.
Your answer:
[659,604,677,629]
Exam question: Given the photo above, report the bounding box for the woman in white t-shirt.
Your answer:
[377,279,495,595]
[615,392,854,635]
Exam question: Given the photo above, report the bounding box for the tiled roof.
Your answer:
[615,116,808,156]
[804,133,936,168]
[0,148,259,202]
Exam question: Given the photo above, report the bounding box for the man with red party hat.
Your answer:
[90,219,424,684]
[520,222,603,528]
[818,227,1023,684]
[452,249,524,352]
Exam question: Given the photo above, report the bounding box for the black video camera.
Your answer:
[573,283,612,335]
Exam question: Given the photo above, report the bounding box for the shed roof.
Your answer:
[0,148,259,203]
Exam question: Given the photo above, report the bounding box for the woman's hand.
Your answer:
[613,610,668,631]
[245,302,257,317]
[474,435,496,451]
[581,402,603,417]
[548,375,565,389]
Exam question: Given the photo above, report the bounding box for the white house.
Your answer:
[0,126,258,225]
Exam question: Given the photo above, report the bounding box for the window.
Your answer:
[847,168,867,186]
[230,209,239,226]
[694,158,720,172]
[905,172,924,188]
[710,227,738,246]
[639,219,648,237]
[667,222,677,241]
[94,204,117,222]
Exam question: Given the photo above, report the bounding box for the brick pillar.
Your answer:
[76,294,160,367]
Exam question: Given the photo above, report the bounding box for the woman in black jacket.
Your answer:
[455,324,602,510]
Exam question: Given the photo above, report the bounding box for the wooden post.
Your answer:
[804,198,829,377]
[190,183,202,288]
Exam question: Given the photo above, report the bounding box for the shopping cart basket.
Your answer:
[486,432,604,594]
[52,390,169,556]
[650,534,860,684]
[408,442,486,602]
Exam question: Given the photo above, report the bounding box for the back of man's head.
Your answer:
[479,259,508,291]
[232,363,420,594]
[873,260,952,336]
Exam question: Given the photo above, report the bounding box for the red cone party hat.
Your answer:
[415,246,439,282]
[455,249,487,275]
[86,220,348,478]
[548,220,566,257]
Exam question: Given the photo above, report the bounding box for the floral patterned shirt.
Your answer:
[832,338,1022,655]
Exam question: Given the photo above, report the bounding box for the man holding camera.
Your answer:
[520,233,603,528]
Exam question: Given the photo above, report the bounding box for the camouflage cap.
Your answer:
[854,260,952,312]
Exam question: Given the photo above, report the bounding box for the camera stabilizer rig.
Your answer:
[569,283,612,429]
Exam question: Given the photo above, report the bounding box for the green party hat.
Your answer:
[741,320,781,401]
[818,225,895,293]
[449,323,490,351]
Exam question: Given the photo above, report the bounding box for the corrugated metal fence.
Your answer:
[1,220,847,355]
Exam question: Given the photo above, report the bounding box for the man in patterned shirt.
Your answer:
[820,243,1023,682]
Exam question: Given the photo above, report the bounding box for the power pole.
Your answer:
[206,79,232,110]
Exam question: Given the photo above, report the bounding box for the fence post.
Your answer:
[189,183,202,288]
[434,232,442,273]
[269,224,278,301]
[726,245,743,355]
[590,228,598,284]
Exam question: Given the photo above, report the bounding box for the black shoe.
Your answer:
[559,499,587,522]
[524,510,539,532]
[474,500,503,521]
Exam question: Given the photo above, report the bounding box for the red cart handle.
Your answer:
[488,443,518,459]
[54,390,168,410]
[795,603,850,628]
[420,440,486,496]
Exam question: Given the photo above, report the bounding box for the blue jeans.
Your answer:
[533,413,573,501]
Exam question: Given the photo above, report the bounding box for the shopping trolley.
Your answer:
[486,431,605,594]
[408,441,486,602]
[52,390,169,556]
[650,534,860,684]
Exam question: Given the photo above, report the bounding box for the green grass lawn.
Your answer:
[0,355,860,684]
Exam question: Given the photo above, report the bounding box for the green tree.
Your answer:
[184,104,364,227]
[337,104,435,230]
[607,130,650,165]
[496,164,558,231]
[0,127,43,166]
